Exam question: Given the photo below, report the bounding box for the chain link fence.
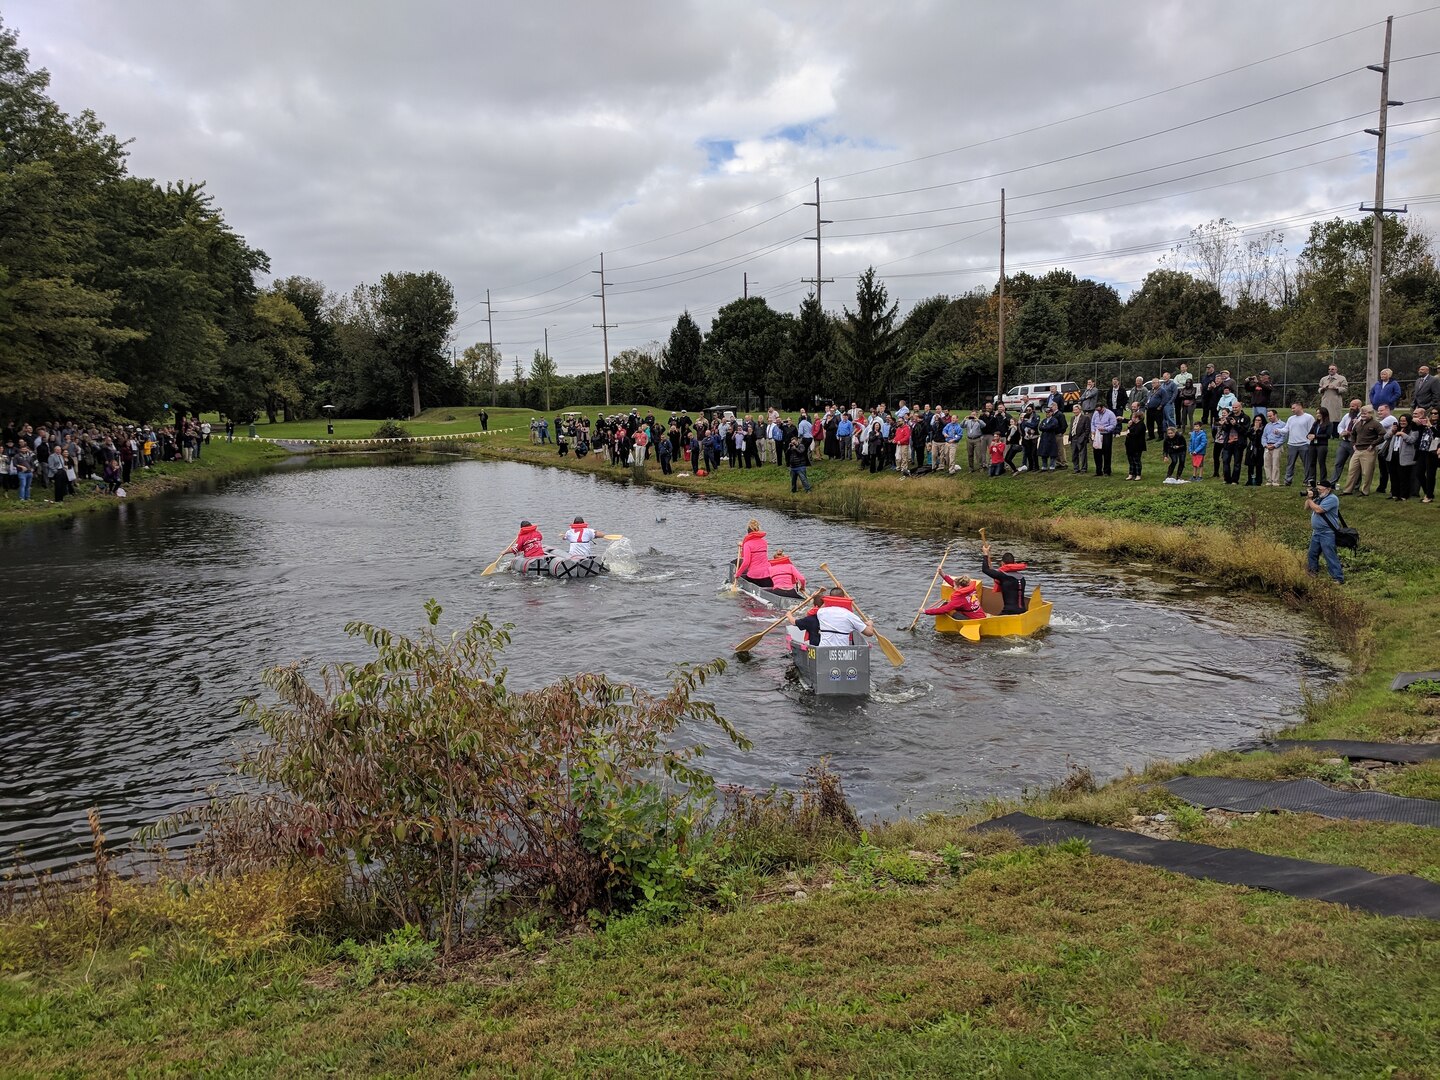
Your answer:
[993,343,1438,411]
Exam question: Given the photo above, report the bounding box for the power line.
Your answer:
[828,67,1367,206]
[821,15,1398,185]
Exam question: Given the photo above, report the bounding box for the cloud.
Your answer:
[7,0,1439,370]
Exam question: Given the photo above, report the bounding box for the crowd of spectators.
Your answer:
[1,418,213,504]
[545,360,1438,508]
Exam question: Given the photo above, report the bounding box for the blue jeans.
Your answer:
[790,466,811,493]
[1307,529,1343,583]
[1163,403,1176,428]
[17,472,32,500]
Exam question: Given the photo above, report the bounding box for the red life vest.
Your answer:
[513,524,544,557]
[809,595,855,616]
[992,562,1027,592]
[925,578,983,618]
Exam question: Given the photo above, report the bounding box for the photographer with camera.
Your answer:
[1304,477,1345,584]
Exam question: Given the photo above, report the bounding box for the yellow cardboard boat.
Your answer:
[933,580,1052,641]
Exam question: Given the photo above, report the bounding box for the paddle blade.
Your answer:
[733,631,767,654]
[874,631,905,667]
[600,533,625,540]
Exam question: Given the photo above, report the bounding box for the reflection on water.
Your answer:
[0,458,1337,869]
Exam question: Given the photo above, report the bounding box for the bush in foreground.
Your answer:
[165,601,749,955]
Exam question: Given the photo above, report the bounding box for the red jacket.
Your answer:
[736,530,769,579]
[768,556,805,592]
[511,524,545,558]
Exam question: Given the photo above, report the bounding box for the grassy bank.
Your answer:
[3,410,1439,1077]
[0,439,290,533]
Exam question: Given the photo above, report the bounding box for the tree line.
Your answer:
[4,18,1437,424]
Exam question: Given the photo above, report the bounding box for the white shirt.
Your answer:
[564,526,596,556]
[1284,413,1315,447]
[1337,412,1359,438]
[816,605,867,647]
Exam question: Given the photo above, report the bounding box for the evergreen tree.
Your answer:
[832,267,900,406]
[660,311,704,408]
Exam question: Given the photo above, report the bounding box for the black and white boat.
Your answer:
[512,551,607,579]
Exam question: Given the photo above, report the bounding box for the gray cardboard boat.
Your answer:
[784,625,871,697]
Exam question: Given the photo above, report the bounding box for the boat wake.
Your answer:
[869,682,931,705]
[1048,610,1124,633]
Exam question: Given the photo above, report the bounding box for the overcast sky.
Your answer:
[8,1,1440,372]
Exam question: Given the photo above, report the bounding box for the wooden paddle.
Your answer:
[600,533,624,540]
[818,562,904,667]
[906,541,953,631]
[732,593,816,654]
[727,538,743,592]
[480,544,513,576]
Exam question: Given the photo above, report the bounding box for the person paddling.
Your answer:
[767,549,807,597]
[980,541,1028,615]
[786,588,875,646]
[564,516,600,557]
[509,519,546,558]
[735,519,773,587]
[923,573,986,619]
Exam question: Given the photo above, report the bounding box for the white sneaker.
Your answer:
[1018,465,1028,473]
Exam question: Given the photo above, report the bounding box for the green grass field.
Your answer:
[4,405,1439,1077]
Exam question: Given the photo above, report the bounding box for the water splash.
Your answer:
[600,536,642,576]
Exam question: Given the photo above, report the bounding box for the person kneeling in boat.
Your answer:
[786,588,875,647]
[923,574,986,619]
[980,542,1028,615]
[735,519,773,587]
[766,549,807,598]
[509,519,546,558]
[564,516,600,557]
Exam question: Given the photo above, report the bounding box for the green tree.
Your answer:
[832,268,901,406]
[458,342,501,406]
[529,348,557,411]
[274,276,342,413]
[659,311,704,409]
[612,345,661,406]
[1122,269,1225,350]
[702,296,789,409]
[1010,291,1069,367]
[1284,216,1438,348]
[0,20,136,416]
[1062,279,1121,350]
[777,294,832,409]
[376,271,458,417]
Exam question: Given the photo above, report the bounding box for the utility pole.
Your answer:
[996,188,1007,401]
[802,177,833,304]
[485,289,500,407]
[592,253,616,406]
[1362,15,1406,389]
[743,272,750,299]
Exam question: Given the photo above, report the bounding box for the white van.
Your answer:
[999,381,1081,411]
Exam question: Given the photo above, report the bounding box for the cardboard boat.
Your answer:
[726,563,805,607]
[784,626,871,697]
[512,551,607,579]
[933,581,1052,640]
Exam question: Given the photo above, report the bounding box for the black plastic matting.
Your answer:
[973,812,1440,919]
[1164,776,1440,827]
[1266,740,1440,765]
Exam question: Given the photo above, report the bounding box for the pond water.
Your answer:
[0,457,1336,869]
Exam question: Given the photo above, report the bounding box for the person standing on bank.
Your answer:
[1091,402,1117,476]
[1123,408,1147,480]
[1305,477,1344,584]
[1069,404,1090,474]
[1331,399,1362,487]
[787,436,813,494]
[1414,363,1438,412]
[1318,365,1348,422]
[1283,402,1316,486]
